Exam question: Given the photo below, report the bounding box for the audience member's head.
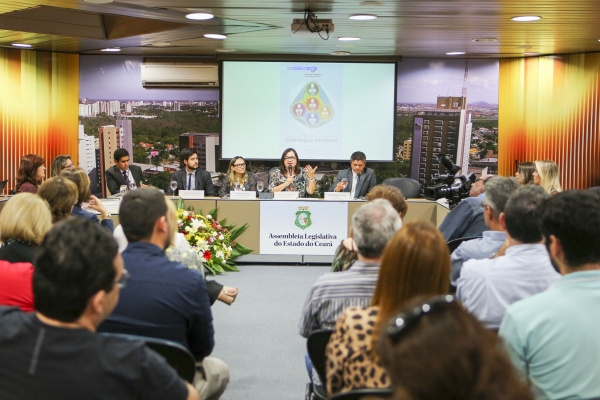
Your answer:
[515,161,535,185]
[0,193,52,245]
[469,174,493,197]
[502,185,549,244]
[539,190,600,273]
[165,197,178,243]
[50,155,73,177]
[33,217,121,324]
[16,154,45,190]
[534,160,562,194]
[352,199,402,260]
[113,148,130,172]
[367,185,408,218]
[371,221,450,355]
[60,167,91,205]
[119,188,169,246]
[378,295,534,400]
[482,177,520,230]
[37,177,78,223]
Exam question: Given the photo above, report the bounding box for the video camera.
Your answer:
[424,154,476,208]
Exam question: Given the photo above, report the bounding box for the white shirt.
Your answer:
[350,171,359,198]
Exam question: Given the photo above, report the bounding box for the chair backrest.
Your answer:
[306,329,333,385]
[381,178,421,198]
[330,388,394,400]
[100,333,196,383]
[446,236,482,253]
[0,180,7,193]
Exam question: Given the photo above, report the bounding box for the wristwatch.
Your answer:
[101,212,112,220]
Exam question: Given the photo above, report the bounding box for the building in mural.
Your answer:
[98,125,122,197]
[179,133,220,172]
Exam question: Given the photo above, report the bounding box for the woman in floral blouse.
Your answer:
[219,156,257,197]
[268,148,317,197]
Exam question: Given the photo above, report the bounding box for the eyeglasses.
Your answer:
[115,269,130,289]
[234,163,246,168]
[386,295,456,344]
[284,156,297,160]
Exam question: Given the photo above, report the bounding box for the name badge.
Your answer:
[230,191,256,200]
[273,192,300,200]
[179,190,205,199]
[324,192,351,200]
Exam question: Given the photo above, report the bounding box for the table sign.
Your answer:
[260,201,348,255]
[230,191,256,200]
[324,192,351,200]
[273,192,299,200]
[178,190,205,199]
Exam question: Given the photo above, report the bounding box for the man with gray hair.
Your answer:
[298,199,402,336]
[450,177,520,286]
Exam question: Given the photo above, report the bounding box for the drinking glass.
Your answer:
[341,178,348,189]
[256,181,264,192]
[119,185,127,196]
[170,180,177,194]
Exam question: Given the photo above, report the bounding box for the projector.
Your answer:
[291,18,334,38]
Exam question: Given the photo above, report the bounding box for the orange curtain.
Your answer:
[499,54,600,189]
[0,48,79,192]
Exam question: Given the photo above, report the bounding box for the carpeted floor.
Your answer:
[209,265,330,400]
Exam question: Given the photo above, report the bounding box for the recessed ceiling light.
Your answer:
[215,48,236,52]
[338,37,361,41]
[446,52,466,55]
[101,48,121,52]
[186,13,214,20]
[151,42,171,47]
[204,34,227,40]
[524,52,541,56]
[84,0,113,3]
[12,43,33,48]
[472,38,497,43]
[511,16,541,22]
[331,51,351,56]
[349,14,377,20]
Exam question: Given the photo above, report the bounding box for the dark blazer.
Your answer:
[170,168,218,197]
[71,204,114,233]
[105,165,145,195]
[329,167,377,198]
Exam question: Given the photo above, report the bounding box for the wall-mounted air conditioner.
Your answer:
[141,60,219,88]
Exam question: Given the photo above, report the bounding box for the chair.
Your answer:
[306,329,334,400]
[381,178,421,198]
[100,333,196,383]
[330,388,394,400]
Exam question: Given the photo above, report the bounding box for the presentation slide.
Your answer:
[221,61,396,161]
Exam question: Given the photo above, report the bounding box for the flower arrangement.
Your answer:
[176,198,252,274]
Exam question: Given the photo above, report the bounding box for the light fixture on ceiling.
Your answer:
[84,0,113,3]
[524,52,541,56]
[215,49,236,52]
[349,14,377,20]
[331,51,351,56]
[12,43,33,48]
[101,47,121,52]
[204,34,227,40]
[511,16,541,22]
[186,12,214,20]
[151,42,171,47]
[472,38,497,43]
[338,37,361,41]
[446,52,466,55]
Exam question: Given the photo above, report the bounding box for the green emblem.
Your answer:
[295,211,312,229]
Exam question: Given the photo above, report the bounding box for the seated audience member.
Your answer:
[450,177,520,285]
[329,151,377,198]
[98,188,229,400]
[50,154,74,177]
[457,185,559,329]
[515,161,535,185]
[170,148,217,197]
[0,193,52,311]
[438,174,494,241]
[378,296,534,400]
[61,167,114,233]
[533,159,562,194]
[105,148,147,195]
[37,176,79,223]
[326,221,450,396]
[331,184,408,273]
[219,156,257,197]
[268,148,317,197]
[16,154,45,194]
[299,199,402,336]
[499,191,600,399]
[0,218,199,400]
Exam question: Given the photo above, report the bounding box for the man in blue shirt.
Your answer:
[499,191,600,399]
[99,188,228,400]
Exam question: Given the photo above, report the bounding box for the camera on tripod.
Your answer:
[424,154,476,207]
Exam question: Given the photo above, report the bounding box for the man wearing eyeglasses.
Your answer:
[0,218,198,400]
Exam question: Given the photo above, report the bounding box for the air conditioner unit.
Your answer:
[141,61,219,88]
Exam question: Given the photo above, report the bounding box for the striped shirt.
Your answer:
[298,261,380,338]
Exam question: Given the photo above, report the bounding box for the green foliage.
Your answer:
[133,145,149,163]
[309,174,335,198]
[146,171,171,191]
[81,114,116,137]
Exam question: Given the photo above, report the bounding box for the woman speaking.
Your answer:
[268,148,317,198]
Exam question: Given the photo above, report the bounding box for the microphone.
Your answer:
[288,165,293,176]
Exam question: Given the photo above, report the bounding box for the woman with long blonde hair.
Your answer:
[533,160,562,194]
[219,156,257,197]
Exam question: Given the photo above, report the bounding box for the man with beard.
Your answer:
[499,190,600,400]
[99,188,228,400]
[170,148,217,196]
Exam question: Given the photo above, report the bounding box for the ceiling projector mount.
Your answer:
[291,10,334,40]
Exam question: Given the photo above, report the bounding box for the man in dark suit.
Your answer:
[170,148,218,197]
[329,151,377,198]
[105,148,146,195]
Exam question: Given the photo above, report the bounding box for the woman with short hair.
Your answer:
[268,148,317,197]
[37,177,79,223]
[16,154,45,194]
